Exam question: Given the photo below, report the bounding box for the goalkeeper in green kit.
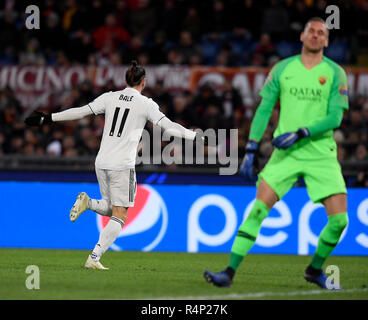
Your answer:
[204,17,348,290]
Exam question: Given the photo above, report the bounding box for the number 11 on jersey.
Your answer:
[109,107,130,137]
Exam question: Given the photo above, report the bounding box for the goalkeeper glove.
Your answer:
[239,141,259,183]
[272,128,310,149]
[24,111,52,127]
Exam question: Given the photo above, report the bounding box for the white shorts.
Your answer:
[95,168,137,207]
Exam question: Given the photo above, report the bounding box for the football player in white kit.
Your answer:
[25,61,206,270]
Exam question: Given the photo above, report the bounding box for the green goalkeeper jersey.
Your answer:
[257,54,349,160]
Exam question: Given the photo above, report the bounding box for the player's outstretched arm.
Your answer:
[25,106,94,127]
[24,111,52,126]
[156,116,211,146]
[156,116,196,140]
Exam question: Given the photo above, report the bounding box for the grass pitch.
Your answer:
[0,248,367,300]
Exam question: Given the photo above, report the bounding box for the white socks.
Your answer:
[88,199,112,217]
[91,216,124,261]
[86,197,122,262]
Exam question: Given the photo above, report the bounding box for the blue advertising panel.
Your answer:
[0,181,367,255]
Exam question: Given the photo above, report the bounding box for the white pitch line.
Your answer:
[150,287,368,300]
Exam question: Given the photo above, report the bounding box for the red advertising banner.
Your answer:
[0,65,191,109]
[189,66,368,106]
[0,65,367,109]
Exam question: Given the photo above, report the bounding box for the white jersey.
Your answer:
[88,87,165,170]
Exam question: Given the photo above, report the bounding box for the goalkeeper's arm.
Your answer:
[248,96,278,142]
[272,105,345,149]
[238,96,276,181]
[306,106,345,137]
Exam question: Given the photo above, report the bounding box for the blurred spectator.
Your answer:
[337,144,347,161]
[310,0,328,19]
[181,7,202,40]
[158,0,180,41]
[92,13,131,52]
[233,0,261,38]
[336,0,357,41]
[170,95,196,128]
[128,0,157,38]
[122,35,147,64]
[149,30,168,64]
[62,135,76,156]
[40,12,66,53]
[175,31,202,65]
[353,171,368,188]
[78,80,95,106]
[192,83,223,129]
[288,0,310,41]
[166,48,183,65]
[221,81,244,129]
[0,131,6,154]
[115,0,130,29]
[215,42,240,67]
[261,0,289,41]
[18,38,45,66]
[61,0,86,33]
[86,0,108,31]
[356,0,368,47]
[46,128,64,156]
[344,108,365,144]
[0,9,19,49]
[252,33,279,66]
[207,0,230,34]
[0,87,22,114]
[69,31,94,64]
[55,51,70,67]
[151,80,173,111]
[352,144,368,161]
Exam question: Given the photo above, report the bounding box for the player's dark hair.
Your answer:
[304,17,329,36]
[125,60,146,87]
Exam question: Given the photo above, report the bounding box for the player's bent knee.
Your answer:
[256,179,279,209]
[330,213,349,233]
[335,213,348,230]
[112,206,128,222]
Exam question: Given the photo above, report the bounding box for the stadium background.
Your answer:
[0,0,367,256]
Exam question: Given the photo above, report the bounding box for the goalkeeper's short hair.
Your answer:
[304,17,329,37]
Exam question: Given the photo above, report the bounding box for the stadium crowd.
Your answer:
[0,0,367,186]
[1,78,368,186]
[0,0,367,66]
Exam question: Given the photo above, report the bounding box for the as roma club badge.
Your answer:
[319,76,327,85]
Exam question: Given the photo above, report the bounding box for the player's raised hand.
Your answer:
[239,141,259,182]
[272,128,310,149]
[24,111,52,127]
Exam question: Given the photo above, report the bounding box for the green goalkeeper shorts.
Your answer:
[257,150,347,203]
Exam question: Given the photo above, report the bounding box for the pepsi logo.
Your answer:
[96,184,168,251]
